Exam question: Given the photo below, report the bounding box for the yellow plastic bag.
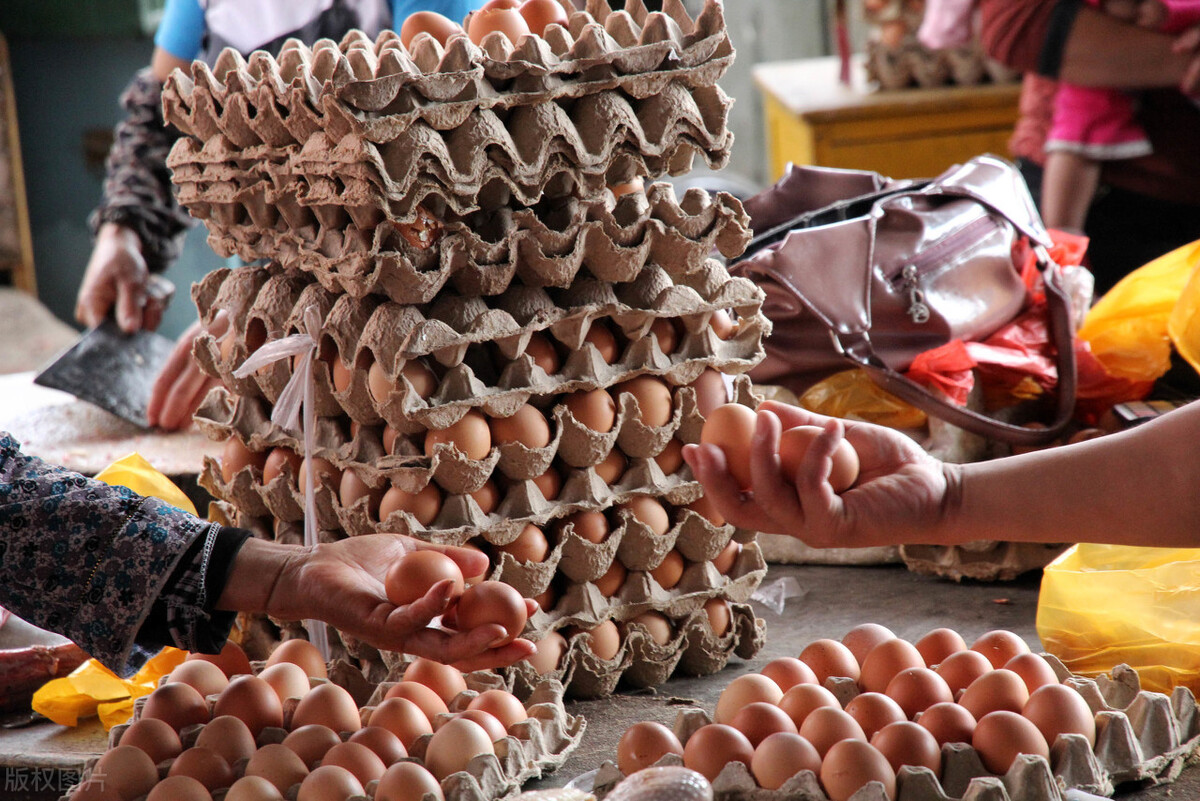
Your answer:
[31,453,198,727]
[1077,239,1200,382]
[1037,543,1200,694]
[799,369,929,430]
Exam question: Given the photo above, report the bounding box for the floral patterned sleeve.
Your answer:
[0,433,247,675]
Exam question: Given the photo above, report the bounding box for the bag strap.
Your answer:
[842,247,1077,446]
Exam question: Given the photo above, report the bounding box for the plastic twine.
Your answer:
[232,305,330,661]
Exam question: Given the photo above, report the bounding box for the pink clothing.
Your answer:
[1157,0,1200,33]
[918,0,978,49]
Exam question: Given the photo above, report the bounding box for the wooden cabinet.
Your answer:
[754,56,1021,182]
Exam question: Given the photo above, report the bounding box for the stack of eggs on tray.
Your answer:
[167,0,773,696]
[611,625,1100,801]
[67,638,583,801]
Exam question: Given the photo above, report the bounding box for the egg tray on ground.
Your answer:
[592,655,1200,801]
[160,0,731,150]
[66,673,583,801]
[864,40,1020,91]
[189,261,767,432]
[186,183,750,306]
[166,80,732,226]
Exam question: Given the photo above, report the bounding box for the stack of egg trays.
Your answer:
[592,655,1200,801]
[160,0,736,264]
[65,668,583,801]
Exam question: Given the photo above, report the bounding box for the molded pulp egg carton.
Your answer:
[592,655,1200,801]
[65,670,582,801]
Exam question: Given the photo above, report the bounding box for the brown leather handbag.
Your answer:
[732,154,1076,446]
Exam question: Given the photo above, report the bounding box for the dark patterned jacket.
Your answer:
[0,433,247,675]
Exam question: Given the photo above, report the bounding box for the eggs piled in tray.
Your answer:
[63,639,583,801]
[594,625,1200,801]
[169,0,770,698]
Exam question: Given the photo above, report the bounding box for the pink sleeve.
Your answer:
[918,0,979,49]
[1160,0,1200,32]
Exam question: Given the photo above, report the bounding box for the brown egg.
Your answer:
[531,467,562,500]
[714,674,784,724]
[761,657,818,693]
[385,550,465,606]
[841,624,896,667]
[525,631,567,674]
[221,437,265,483]
[321,741,386,785]
[778,426,859,492]
[93,745,159,801]
[885,667,954,719]
[614,376,673,427]
[915,627,968,667]
[298,457,341,490]
[69,778,123,801]
[425,718,496,780]
[141,682,210,731]
[267,638,328,679]
[368,360,393,404]
[594,449,627,483]
[146,776,212,801]
[583,321,620,363]
[576,620,621,660]
[687,493,725,527]
[751,732,822,790]
[564,510,609,544]
[384,682,449,722]
[453,581,528,646]
[339,468,382,517]
[380,483,443,526]
[291,682,362,734]
[1005,653,1060,694]
[282,724,342,769]
[194,715,257,767]
[468,689,528,731]
[187,640,253,678]
[859,638,926,694]
[168,659,229,697]
[380,425,401,454]
[489,404,552,449]
[169,746,236,792]
[703,598,731,637]
[730,701,798,747]
[935,649,993,695]
[959,669,1030,719]
[649,319,679,355]
[400,10,463,46]
[628,611,673,646]
[623,496,670,535]
[798,638,860,684]
[244,743,309,793]
[425,410,491,460]
[401,359,438,398]
[654,438,685,473]
[259,662,313,705]
[263,448,302,485]
[523,332,560,374]
[687,369,730,417]
[711,540,741,574]
[453,709,508,742]
[819,740,896,801]
[916,701,976,745]
[710,309,738,340]
[617,721,684,775]
[297,765,364,801]
[778,683,841,730]
[683,724,753,782]
[518,0,568,33]
[224,776,285,801]
[213,675,284,737]
[497,524,549,563]
[367,697,433,750]
[844,692,906,739]
[348,726,407,766]
[469,480,501,514]
[649,550,685,590]
[532,585,557,613]
[972,710,1049,774]
[798,707,867,757]
[1022,683,1096,748]
[403,658,468,703]
[700,404,757,489]
[330,357,353,393]
[871,720,942,774]
[594,560,627,597]
[565,389,617,434]
[118,717,183,764]
[971,630,1032,669]
[375,762,444,801]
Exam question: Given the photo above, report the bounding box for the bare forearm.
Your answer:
[215,537,300,614]
[944,403,1200,547]
[1060,6,1192,88]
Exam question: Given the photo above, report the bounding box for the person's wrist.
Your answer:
[96,221,143,252]
[215,537,303,615]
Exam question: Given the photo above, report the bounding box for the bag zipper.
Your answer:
[891,214,1002,324]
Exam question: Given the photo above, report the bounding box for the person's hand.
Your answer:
[682,401,955,549]
[76,223,175,333]
[242,535,537,671]
[146,317,220,430]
